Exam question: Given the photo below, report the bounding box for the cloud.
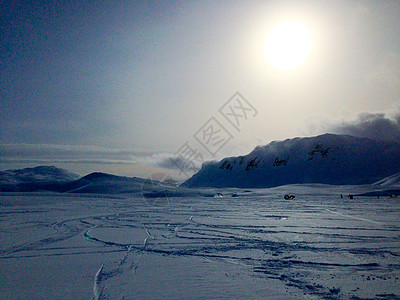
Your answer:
[0,144,146,167]
[0,143,136,157]
[0,144,202,174]
[136,152,202,172]
[0,157,136,165]
[329,108,400,142]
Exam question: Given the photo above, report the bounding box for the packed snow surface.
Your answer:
[1,186,400,299]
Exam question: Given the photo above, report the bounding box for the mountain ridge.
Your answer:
[0,167,171,194]
[182,134,400,188]
[0,165,79,184]
[2,133,400,192]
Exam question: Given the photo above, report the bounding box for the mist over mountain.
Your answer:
[183,134,400,188]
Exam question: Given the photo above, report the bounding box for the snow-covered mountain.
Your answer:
[183,134,400,188]
[0,167,174,194]
[63,172,149,194]
[0,166,79,185]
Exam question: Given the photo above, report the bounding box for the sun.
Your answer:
[264,21,312,70]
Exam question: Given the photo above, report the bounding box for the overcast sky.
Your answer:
[1,0,399,177]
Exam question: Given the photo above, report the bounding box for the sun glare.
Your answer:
[264,21,312,70]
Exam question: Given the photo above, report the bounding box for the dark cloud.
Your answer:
[331,110,400,142]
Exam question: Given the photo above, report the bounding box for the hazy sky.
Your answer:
[1,0,399,177]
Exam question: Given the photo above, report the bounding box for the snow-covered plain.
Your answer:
[1,186,400,299]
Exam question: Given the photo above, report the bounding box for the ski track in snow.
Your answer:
[324,208,383,225]
[0,191,400,299]
[93,264,104,300]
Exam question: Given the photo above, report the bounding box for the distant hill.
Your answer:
[355,172,400,197]
[0,166,79,185]
[373,172,400,188]
[0,167,174,194]
[63,172,149,194]
[182,134,400,188]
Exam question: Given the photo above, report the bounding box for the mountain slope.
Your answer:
[373,172,400,188]
[63,172,148,194]
[182,134,400,188]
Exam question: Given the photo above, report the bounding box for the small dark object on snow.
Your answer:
[284,194,295,200]
[329,287,340,295]
[349,194,354,199]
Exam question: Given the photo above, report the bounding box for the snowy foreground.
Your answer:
[1,186,400,299]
